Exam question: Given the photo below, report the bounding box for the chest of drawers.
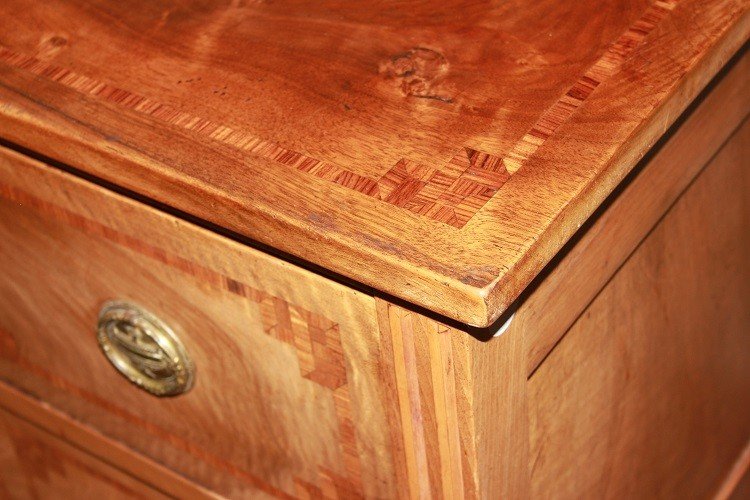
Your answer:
[0,0,748,498]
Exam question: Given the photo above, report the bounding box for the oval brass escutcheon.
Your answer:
[96,301,194,397]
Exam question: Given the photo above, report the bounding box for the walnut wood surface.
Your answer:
[0,120,747,497]
[0,146,399,498]
[529,120,750,498]
[0,0,746,325]
[0,380,216,499]
[727,449,750,500]
[375,300,530,499]
[719,441,750,500]
[0,142,531,498]
[0,143,529,498]
[0,405,167,499]
[522,48,749,374]
[373,118,750,500]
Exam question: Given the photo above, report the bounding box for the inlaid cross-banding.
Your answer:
[0,0,677,229]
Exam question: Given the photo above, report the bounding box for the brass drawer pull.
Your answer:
[96,301,194,397]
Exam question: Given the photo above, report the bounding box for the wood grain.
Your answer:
[0,0,675,230]
[731,470,750,500]
[0,142,527,499]
[0,0,746,325]
[377,302,466,499]
[0,380,216,499]
[528,119,750,498]
[0,113,747,498]
[376,300,530,499]
[521,48,749,374]
[0,404,168,499]
[0,145,397,498]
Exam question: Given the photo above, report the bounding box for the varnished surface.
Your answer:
[720,441,750,500]
[0,146,398,498]
[375,300,529,499]
[0,1,747,325]
[529,120,750,498]
[0,405,167,499]
[0,142,530,498]
[729,452,750,500]
[522,49,749,374]
[0,380,216,499]
[0,143,530,499]
[0,122,747,498]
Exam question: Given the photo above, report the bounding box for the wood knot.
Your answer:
[380,47,453,103]
[48,36,68,47]
[37,33,68,60]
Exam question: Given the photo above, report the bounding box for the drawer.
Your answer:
[0,147,397,498]
[0,405,166,499]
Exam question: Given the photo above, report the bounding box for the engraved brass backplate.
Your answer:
[96,301,194,397]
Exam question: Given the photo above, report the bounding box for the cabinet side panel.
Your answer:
[523,50,749,374]
[529,120,750,498]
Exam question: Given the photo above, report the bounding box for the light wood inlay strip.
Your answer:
[388,306,430,499]
[428,326,465,498]
[259,300,364,496]
[374,301,411,499]
[381,303,476,499]
[504,0,679,173]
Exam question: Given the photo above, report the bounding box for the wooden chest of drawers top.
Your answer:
[0,0,747,326]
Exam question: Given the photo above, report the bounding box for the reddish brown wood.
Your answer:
[522,50,749,374]
[0,0,746,325]
[0,146,395,498]
[0,406,169,499]
[0,381,214,499]
[529,120,750,499]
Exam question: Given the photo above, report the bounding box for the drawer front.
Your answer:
[0,147,396,498]
[0,406,166,499]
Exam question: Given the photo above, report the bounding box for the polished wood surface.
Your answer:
[0,0,746,325]
[729,455,750,500]
[367,86,750,499]
[720,441,750,500]
[0,405,166,499]
[0,146,400,498]
[0,115,746,498]
[0,9,747,494]
[0,380,216,499]
[522,48,749,373]
[377,113,750,497]
[528,120,750,498]
[375,300,529,499]
[0,140,529,499]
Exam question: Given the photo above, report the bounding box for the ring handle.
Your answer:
[96,301,194,397]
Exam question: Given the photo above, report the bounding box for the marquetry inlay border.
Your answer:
[0,0,677,228]
[0,182,363,498]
